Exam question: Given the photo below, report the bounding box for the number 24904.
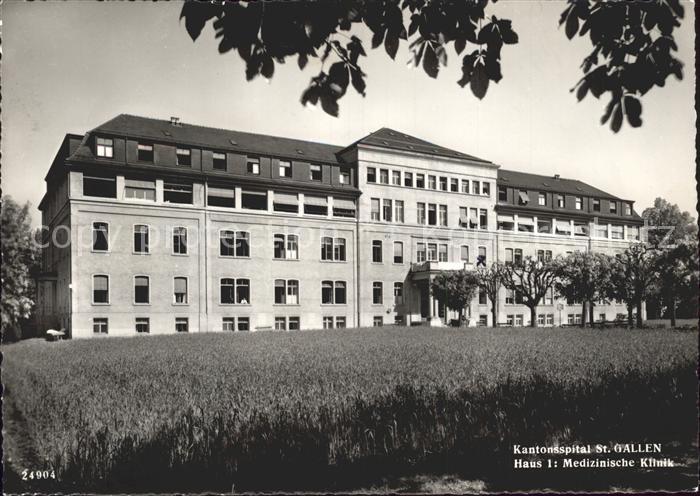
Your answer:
[22,469,56,481]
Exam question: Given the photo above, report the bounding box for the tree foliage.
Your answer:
[475,263,503,327]
[642,197,698,246]
[501,257,561,327]
[555,251,612,326]
[180,0,684,130]
[1,197,41,341]
[430,269,479,321]
[649,240,698,325]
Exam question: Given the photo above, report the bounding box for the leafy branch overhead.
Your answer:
[180,0,684,131]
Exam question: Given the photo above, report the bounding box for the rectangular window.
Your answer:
[557,195,565,208]
[236,279,250,304]
[417,243,426,263]
[96,137,113,158]
[83,175,117,198]
[323,316,334,329]
[339,167,351,185]
[514,248,523,264]
[417,202,426,225]
[592,198,601,212]
[515,315,523,327]
[505,248,513,264]
[176,317,189,333]
[394,282,404,305]
[393,241,404,264]
[371,198,380,221]
[373,316,383,327]
[241,189,268,210]
[506,315,514,326]
[416,174,425,188]
[392,170,401,185]
[92,222,108,251]
[517,190,529,205]
[289,316,300,330]
[135,317,149,333]
[450,178,459,192]
[506,290,514,305]
[428,204,437,225]
[124,178,156,201]
[575,196,583,210]
[497,214,515,231]
[611,225,624,239]
[439,205,448,226]
[394,200,404,223]
[321,237,346,261]
[367,167,376,183]
[546,314,554,326]
[545,250,553,261]
[498,186,507,202]
[404,172,413,187]
[610,201,617,214]
[279,160,292,178]
[428,243,438,262]
[310,164,322,181]
[93,317,108,334]
[460,245,469,262]
[274,279,299,305]
[223,317,235,331]
[247,157,260,175]
[628,226,640,241]
[137,143,154,162]
[472,181,480,195]
[428,175,437,189]
[462,179,470,194]
[273,191,299,213]
[567,314,575,325]
[537,249,544,262]
[134,276,150,304]
[335,281,347,304]
[207,186,235,208]
[479,289,487,305]
[273,234,299,260]
[382,199,392,222]
[372,282,383,304]
[439,176,448,191]
[537,314,545,326]
[478,315,488,326]
[221,279,236,305]
[174,277,188,304]
[479,209,488,230]
[335,316,346,328]
[468,208,479,229]
[438,244,448,262]
[372,240,383,263]
[574,221,589,237]
[478,246,487,266]
[176,148,191,167]
[93,275,109,304]
[482,182,490,196]
[555,220,572,236]
[379,169,389,184]
[173,227,187,255]
[238,317,250,331]
[322,281,346,304]
[538,219,552,234]
[163,181,193,204]
[538,193,546,206]
[518,216,535,233]
[134,225,149,254]
[213,152,226,170]
[624,203,632,215]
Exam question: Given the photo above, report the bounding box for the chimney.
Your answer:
[554,174,560,180]
[170,116,181,127]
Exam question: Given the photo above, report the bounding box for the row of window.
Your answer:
[496,216,640,240]
[93,316,195,334]
[367,167,491,197]
[368,200,490,230]
[499,186,633,216]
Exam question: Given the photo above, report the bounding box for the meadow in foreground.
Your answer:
[3,326,697,492]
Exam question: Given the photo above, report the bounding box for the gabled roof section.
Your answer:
[498,169,626,202]
[342,127,492,164]
[83,114,344,164]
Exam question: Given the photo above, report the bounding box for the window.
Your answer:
[241,189,268,210]
[517,190,529,205]
[462,179,470,194]
[322,281,346,304]
[134,276,150,304]
[555,220,572,236]
[134,225,149,254]
[544,288,553,306]
[427,204,437,225]
[93,275,109,304]
[392,170,401,185]
[176,317,189,333]
[394,282,404,305]
[371,198,380,221]
[498,186,507,202]
[404,172,413,187]
[238,317,250,331]
[321,237,346,261]
[515,315,524,327]
[479,289,487,305]
[335,317,346,328]
[164,181,193,204]
[506,315,514,326]
[236,279,250,304]
[575,197,583,210]
[289,317,300,330]
[514,248,523,264]
[96,137,113,158]
[546,314,554,326]
[373,316,384,327]
[518,216,534,233]
[339,167,351,185]
[592,198,601,212]
[610,201,617,214]
[274,234,299,260]
[450,178,459,192]
[545,250,553,261]
[417,243,426,262]
[372,282,383,304]
[537,249,544,262]
[218,230,249,257]
[223,317,236,331]
[279,160,292,178]
[439,176,448,191]
[382,199,392,222]
[628,226,640,241]
[472,181,480,195]
[176,148,191,166]
[417,203,426,224]
[308,164,322,181]
[460,245,469,262]
[125,178,156,201]
[478,315,488,326]
[137,143,153,162]
[416,174,425,188]
[538,219,552,234]
[598,313,606,322]
[273,191,299,213]
[247,157,260,175]
[83,175,117,198]
[479,209,488,230]
[393,241,404,264]
[174,277,188,304]
[427,243,437,261]
[173,227,187,255]
[439,205,448,226]
[557,195,565,208]
[438,244,448,262]
[372,240,383,263]
[394,200,404,223]
[274,279,299,305]
[92,222,108,251]
[567,314,575,325]
[478,246,487,266]
[505,248,513,264]
[207,186,235,208]
[274,317,287,331]
[497,214,515,231]
[323,316,334,329]
[213,152,226,170]
[428,175,437,189]
[537,314,545,326]
[611,225,624,239]
[624,203,632,215]
[367,167,376,183]
[574,221,589,237]
[379,169,389,184]
[482,182,490,196]
[538,193,546,206]
[469,208,479,229]
[135,317,149,333]
[93,318,108,334]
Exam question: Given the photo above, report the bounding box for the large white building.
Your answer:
[36,115,644,337]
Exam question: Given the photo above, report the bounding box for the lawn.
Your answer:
[3,326,698,493]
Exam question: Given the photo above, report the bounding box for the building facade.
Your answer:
[36,115,645,338]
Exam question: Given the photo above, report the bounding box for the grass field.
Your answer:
[3,326,698,492]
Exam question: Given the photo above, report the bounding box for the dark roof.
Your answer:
[498,169,625,201]
[341,127,492,164]
[85,114,344,164]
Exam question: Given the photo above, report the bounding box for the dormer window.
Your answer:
[575,196,583,210]
[310,164,322,181]
[96,137,113,158]
[610,201,617,214]
[279,160,292,178]
[518,191,529,205]
[624,203,632,216]
[592,198,601,212]
[339,167,351,185]
[176,148,191,167]
[213,152,226,171]
[247,156,260,175]
[137,143,154,162]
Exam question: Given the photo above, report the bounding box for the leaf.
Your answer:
[457,52,478,88]
[371,29,385,49]
[575,79,589,101]
[611,102,623,133]
[623,95,642,127]
[422,43,439,78]
[320,94,340,117]
[329,62,349,92]
[385,33,399,60]
[496,19,518,44]
[485,56,502,83]
[180,2,220,42]
[565,9,579,39]
[261,57,275,79]
[350,68,366,96]
[454,37,466,55]
[298,53,309,70]
[471,61,489,99]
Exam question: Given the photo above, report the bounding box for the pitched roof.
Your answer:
[342,127,492,164]
[86,114,344,164]
[497,169,625,201]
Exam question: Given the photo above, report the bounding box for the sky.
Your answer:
[1,1,696,225]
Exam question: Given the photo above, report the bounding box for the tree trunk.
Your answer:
[580,301,587,327]
[530,306,538,327]
[588,301,595,327]
[670,291,677,328]
[627,305,634,327]
[491,301,498,328]
[636,299,643,328]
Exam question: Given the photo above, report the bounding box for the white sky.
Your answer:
[1,1,696,225]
